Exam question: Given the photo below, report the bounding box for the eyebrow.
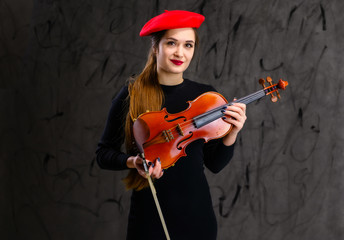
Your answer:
[165,37,195,43]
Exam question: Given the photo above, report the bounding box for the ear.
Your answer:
[152,46,158,55]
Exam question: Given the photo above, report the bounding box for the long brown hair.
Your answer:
[123,29,200,191]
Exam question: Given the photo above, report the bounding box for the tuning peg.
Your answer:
[270,94,278,102]
[266,76,273,85]
[266,77,278,102]
[259,77,288,103]
[259,78,266,88]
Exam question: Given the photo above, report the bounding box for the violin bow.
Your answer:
[141,153,171,240]
[135,77,288,239]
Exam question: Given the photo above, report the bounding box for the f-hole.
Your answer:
[176,132,193,150]
[164,115,187,123]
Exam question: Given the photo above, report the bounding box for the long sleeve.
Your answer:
[203,138,235,173]
[96,86,131,170]
[198,85,235,174]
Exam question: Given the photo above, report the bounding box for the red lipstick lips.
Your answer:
[170,59,184,65]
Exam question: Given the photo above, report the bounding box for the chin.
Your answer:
[170,66,189,73]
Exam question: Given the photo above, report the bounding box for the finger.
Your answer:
[226,103,246,113]
[146,160,154,168]
[137,162,152,178]
[151,158,163,179]
[133,156,143,170]
[224,104,243,112]
[229,103,246,113]
[222,109,246,125]
[133,156,151,178]
[233,103,246,114]
[135,161,148,178]
[223,106,246,119]
[228,111,245,121]
[138,169,148,178]
[225,117,244,127]
[222,110,244,122]
[139,159,153,176]
[157,169,164,179]
[223,115,245,132]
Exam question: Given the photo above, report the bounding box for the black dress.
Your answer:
[96,79,235,240]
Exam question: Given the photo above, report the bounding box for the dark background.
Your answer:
[1,0,344,239]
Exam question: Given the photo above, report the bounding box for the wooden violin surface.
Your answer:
[133,77,288,169]
[133,91,231,169]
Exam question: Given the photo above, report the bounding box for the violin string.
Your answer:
[168,86,276,141]
[170,90,264,135]
[178,90,265,128]
[167,89,267,138]
[235,90,266,105]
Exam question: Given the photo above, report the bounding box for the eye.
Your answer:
[185,43,194,48]
[167,41,176,46]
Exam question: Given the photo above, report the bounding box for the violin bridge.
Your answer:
[177,124,184,136]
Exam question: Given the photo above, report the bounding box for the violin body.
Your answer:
[133,78,288,169]
[133,92,232,169]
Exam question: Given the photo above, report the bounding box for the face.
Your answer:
[155,28,196,77]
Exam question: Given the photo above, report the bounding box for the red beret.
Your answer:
[140,10,205,37]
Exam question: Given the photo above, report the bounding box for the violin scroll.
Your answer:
[277,79,288,90]
[259,77,288,102]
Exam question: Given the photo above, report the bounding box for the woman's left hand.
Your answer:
[221,101,247,146]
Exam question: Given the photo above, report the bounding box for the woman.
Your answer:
[96,10,247,240]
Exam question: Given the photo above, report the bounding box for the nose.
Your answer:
[174,45,183,58]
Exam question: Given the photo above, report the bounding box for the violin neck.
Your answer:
[229,89,266,105]
[194,89,270,129]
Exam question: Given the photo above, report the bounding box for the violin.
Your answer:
[133,77,288,169]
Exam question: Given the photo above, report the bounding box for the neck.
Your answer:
[157,71,184,86]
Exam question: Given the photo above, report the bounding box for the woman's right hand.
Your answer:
[126,155,164,179]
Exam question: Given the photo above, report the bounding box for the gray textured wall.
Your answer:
[1,0,344,239]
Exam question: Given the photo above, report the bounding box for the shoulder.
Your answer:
[107,85,129,118]
[184,79,217,92]
[111,85,129,104]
